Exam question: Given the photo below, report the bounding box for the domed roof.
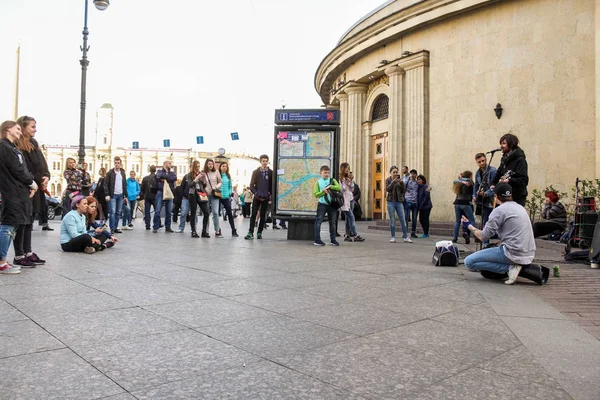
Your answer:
[99,103,113,109]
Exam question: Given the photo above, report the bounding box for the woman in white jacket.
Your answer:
[339,162,365,243]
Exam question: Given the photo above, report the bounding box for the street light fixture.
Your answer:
[78,0,109,166]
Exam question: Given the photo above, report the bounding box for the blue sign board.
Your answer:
[275,109,340,125]
[196,136,204,144]
[132,141,139,149]
[163,139,170,148]
[231,132,239,141]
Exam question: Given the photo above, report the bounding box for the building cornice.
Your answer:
[315,0,499,103]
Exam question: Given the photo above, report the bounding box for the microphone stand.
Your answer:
[475,151,497,251]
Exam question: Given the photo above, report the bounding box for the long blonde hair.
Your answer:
[15,116,36,152]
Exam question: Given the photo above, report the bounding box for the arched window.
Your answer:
[51,183,56,196]
[371,94,389,121]
[57,183,62,195]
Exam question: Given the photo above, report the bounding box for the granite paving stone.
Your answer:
[73,329,262,392]
[361,293,468,318]
[248,272,334,289]
[197,315,355,358]
[0,319,65,358]
[294,281,396,302]
[230,288,339,313]
[0,348,124,400]
[0,278,96,302]
[0,299,28,323]
[133,360,368,400]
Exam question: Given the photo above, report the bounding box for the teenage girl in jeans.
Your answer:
[219,162,238,237]
[385,166,412,243]
[201,159,223,237]
[339,162,365,242]
[453,171,477,244]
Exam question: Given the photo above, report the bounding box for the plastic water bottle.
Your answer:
[553,265,560,277]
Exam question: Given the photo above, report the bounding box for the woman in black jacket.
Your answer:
[452,171,476,244]
[12,116,49,267]
[185,160,211,238]
[0,121,38,274]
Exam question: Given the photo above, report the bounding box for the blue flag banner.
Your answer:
[132,141,139,149]
[196,136,204,144]
[231,132,239,141]
[163,139,171,148]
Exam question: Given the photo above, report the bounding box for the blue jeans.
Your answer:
[464,245,512,274]
[109,194,124,231]
[344,200,358,237]
[144,198,154,228]
[387,201,408,239]
[178,198,196,231]
[405,202,418,234]
[153,191,173,230]
[122,199,136,226]
[209,196,221,232]
[314,203,336,243]
[0,225,17,260]
[453,204,476,240]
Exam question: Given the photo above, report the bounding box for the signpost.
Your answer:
[196,136,204,145]
[231,132,239,141]
[163,139,170,148]
[272,109,340,240]
[132,141,139,149]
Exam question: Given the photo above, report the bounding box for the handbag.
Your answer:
[197,191,209,202]
[207,176,222,198]
[162,181,174,201]
[326,178,344,209]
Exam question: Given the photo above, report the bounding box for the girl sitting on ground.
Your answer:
[60,195,103,254]
[84,196,118,248]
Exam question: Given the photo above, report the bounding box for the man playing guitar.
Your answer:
[491,133,529,207]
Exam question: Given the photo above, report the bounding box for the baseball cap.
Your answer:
[494,183,512,197]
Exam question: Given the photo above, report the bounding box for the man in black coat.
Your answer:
[491,133,529,207]
[139,166,157,230]
[103,156,128,234]
[0,121,37,274]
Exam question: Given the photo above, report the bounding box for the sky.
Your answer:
[0,0,384,157]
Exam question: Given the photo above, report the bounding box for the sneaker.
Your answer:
[330,240,340,246]
[215,230,223,238]
[152,229,158,233]
[257,232,262,240]
[27,253,46,265]
[202,232,211,238]
[245,232,254,240]
[121,226,131,231]
[146,227,151,230]
[105,239,115,248]
[232,230,239,237]
[314,240,326,246]
[403,237,413,243]
[191,231,200,238]
[42,225,54,231]
[84,246,96,254]
[281,225,288,230]
[273,225,280,230]
[354,236,365,242]
[128,224,134,228]
[463,232,470,245]
[13,257,36,268]
[174,229,183,233]
[165,228,174,233]
[411,233,418,239]
[505,265,522,285]
[335,232,341,237]
[344,235,353,242]
[0,263,20,274]
[390,237,396,243]
[420,234,430,239]
[452,238,458,243]
[113,228,123,234]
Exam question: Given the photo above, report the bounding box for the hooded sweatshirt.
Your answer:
[492,147,529,201]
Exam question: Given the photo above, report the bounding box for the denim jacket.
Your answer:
[473,166,497,208]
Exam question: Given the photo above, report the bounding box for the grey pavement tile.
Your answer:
[0,299,28,323]
[49,263,133,280]
[189,264,286,279]
[99,394,137,400]
[295,281,396,302]
[197,315,354,359]
[0,279,96,302]
[144,297,277,327]
[407,280,486,305]
[230,288,339,314]
[36,307,186,345]
[0,348,124,400]
[0,268,66,286]
[261,260,329,273]
[361,293,468,319]
[300,268,381,283]
[189,278,281,297]
[133,360,367,400]
[74,273,171,289]
[0,320,65,358]
[352,273,465,292]
[277,337,456,398]
[432,303,511,333]
[479,345,563,389]
[122,263,228,285]
[413,368,572,400]
[249,272,334,289]
[10,291,133,319]
[288,302,422,336]
[74,329,261,392]
[367,319,518,367]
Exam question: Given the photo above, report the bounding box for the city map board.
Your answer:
[274,129,335,217]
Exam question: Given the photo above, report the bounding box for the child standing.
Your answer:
[313,165,341,246]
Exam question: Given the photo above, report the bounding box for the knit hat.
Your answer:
[71,195,85,210]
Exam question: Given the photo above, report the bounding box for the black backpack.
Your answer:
[149,174,158,194]
[326,178,345,209]
[432,244,459,267]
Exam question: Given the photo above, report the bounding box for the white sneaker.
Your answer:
[505,265,522,285]
[390,237,396,243]
[121,226,132,230]
[403,237,413,243]
[174,229,183,233]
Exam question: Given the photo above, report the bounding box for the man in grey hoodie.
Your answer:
[462,183,538,285]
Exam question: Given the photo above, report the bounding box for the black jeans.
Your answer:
[533,221,564,238]
[220,198,235,231]
[419,208,431,235]
[144,198,155,228]
[314,203,336,243]
[13,224,33,257]
[249,198,269,234]
[242,203,251,217]
[188,194,210,234]
[61,234,93,252]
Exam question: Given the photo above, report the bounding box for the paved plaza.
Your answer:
[1,219,599,399]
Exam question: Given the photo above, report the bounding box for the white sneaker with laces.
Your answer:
[390,237,396,243]
[505,265,522,285]
[174,229,183,233]
[403,237,413,243]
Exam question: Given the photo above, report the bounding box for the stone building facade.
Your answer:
[315,0,596,220]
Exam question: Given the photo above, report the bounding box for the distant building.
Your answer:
[41,103,259,196]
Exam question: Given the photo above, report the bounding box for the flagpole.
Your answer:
[13,42,21,120]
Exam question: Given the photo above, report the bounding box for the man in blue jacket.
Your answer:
[122,171,141,230]
[153,160,177,233]
[473,153,497,240]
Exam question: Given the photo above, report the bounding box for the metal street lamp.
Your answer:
[78,0,109,166]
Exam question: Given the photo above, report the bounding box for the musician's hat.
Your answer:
[494,183,512,197]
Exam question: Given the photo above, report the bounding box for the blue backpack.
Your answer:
[432,244,459,267]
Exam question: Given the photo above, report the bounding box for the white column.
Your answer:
[345,83,368,178]
[362,122,372,218]
[385,65,405,170]
[336,93,349,164]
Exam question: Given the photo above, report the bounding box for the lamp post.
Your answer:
[78,0,110,166]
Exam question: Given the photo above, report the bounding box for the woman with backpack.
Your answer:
[453,170,477,244]
[339,162,365,242]
[201,159,223,238]
[185,160,211,238]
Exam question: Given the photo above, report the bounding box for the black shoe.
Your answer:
[281,225,288,230]
[201,232,210,238]
[232,229,239,237]
[165,228,174,233]
[330,240,340,246]
[462,232,470,245]
[113,229,123,234]
[273,225,280,230]
[146,227,151,230]
[411,233,418,239]
[335,232,341,237]
[13,257,36,268]
[191,231,200,238]
[42,225,54,231]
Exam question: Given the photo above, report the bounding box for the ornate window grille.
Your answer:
[371,94,389,121]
